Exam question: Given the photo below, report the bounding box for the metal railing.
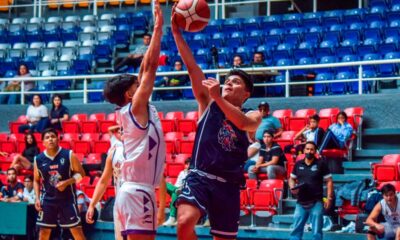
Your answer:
[1,58,399,104]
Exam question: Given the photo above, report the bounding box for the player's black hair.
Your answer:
[41,128,59,140]
[103,74,138,107]
[226,69,253,93]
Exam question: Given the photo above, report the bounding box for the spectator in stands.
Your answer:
[251,52,267,67]
[48,94,69,131]
[255,101,283,141]
[18,94,49,133]
[365,183,400,240]
[231,55,247,69]
[159,60,190,99]
[243,141,261,172]
[114,33,151,72]
[10,133,40,173]
[248,130,286,180]
[284,114,325,154]
[0,64,34,105]
[22,175,35,204]
[0,168,24,202]
[163,157,191,226]
[289,141,333,240]
[318,111,353,153]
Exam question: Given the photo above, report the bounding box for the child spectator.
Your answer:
[10,133,40,173]
[48,94,69,131]
[248,130,286,180]
[163,157,191,226]
[285,114,325,154]
[0,168,24,202]
[318,111,353,153]
[22,175,35,204]
[18,94,49,133]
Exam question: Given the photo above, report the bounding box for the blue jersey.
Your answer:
[35,148,76,202]
[191,102,250,184]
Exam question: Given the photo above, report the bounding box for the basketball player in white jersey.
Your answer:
[86,122,124,240]
[366,183,400,240]
[102,1,166,239]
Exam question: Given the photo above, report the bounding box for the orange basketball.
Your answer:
[174,0,210,32]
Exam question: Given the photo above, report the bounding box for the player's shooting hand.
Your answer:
[202,78,220,99]
[171,3,180,34]
[86,205,96,224]
[56,180,69,192]
[35,199,42,211]
[154,0,163,28]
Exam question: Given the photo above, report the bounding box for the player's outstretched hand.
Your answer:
[171,3,180,34]
[86,206,95,224]
[154,0,163,29]
[56,180,69,192]
[202,78,220,100]
[35,199,42,212]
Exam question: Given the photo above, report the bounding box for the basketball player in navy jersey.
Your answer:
[102,1,166,239]
[33,128,86,240]
[171,8,262,240]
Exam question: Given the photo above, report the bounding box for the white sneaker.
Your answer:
[335,221,355,233]
[163,217,176,226]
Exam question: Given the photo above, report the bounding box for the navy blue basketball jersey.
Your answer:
[35,148,76,202]
[191,102,250,184]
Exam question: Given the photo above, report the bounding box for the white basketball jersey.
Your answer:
[111,138,125,193]
[381,194,400,227]
[119,103,165,187]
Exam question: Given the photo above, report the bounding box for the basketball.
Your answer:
[174,0,210,32]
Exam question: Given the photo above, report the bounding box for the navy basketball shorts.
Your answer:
[36,200,81,228]
[176,172,240,239]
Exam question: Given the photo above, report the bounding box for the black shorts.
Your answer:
[36,199,81,228]
[176,172,240,239]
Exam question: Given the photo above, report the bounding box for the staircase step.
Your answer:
[354,149,399,158]
[363,128,400,136]
[332,174,372,184]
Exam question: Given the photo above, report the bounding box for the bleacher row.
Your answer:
[0,11,151,79]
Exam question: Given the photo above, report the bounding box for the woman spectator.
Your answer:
[248,130,287,180]
[48,94,69,131]
[0,64,34,104]
[18,94,49,133]
[10,133,40,173]
[318,111,353,153]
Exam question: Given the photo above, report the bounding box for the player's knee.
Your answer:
[39,228,51,239]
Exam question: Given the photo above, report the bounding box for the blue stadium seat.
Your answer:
[4,70,17,78]
[304,27,324,46]
[189,33,209,47]
[264,35,281,49]
[293,42,315,61]
[42,23,60,43]
[88,81,104,103]
[369,0,387,8]
[343,8,366,24]
[246,30,263,48]
[293,57,315,76]
[72,59,91,74]
[236,46,253,62]
[357,38,379,56]
[315,40,338,59]
[379,36,399,55]
[205,19,223,33]
[336,39,357,58]
[315,72,333,95]
[362,70,377,93]
[210,32,226,47]
[316,55,337,75]
[302,12,322,27]
[223,18,243,32]
[230,31,245,47]
[195,48,210,63]
[261,15,282,31]
[384,20,400,38]
[273,43,294,62]
[337,54,359,72]
[282,13,303,28]
[322,10,344,26]
[243,17,262,31]
[378,51,400,76]
[365,6,386,23]
[334,71,355,94]
[283,32,301,46]
[363,53,381,71]
[256,44,274,57]
[131,16,148,34]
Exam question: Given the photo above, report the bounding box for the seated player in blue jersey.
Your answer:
[102,2,166,239]
[33,128,86,240]
[171,7,262,240]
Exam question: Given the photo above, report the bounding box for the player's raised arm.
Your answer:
[131,0,163,120]
[171,7,211,114]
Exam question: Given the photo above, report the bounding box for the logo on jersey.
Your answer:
[49,171,62,187]
[218,120,237,152]
[60,158,65,165]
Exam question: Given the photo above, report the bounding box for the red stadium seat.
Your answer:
[0,174,7,184]
[81,121,98,133]
[272,109,293,130]
[377,181,400,192]
[164,132,184,154]
[288,109,317,131]
[177,132,196,154]
[177,111,198,135]
[166,177,177,185]
[275,131,296,149]
[158,112,164,119]
[62,121,80,133]
[372,154,400,183]
[89,113,106,121]
[0,133,8,142]
[101,133,111,141]
[99,120,117,134]
[75,153,85,163]
[344,107,364,129]
[9,133,24,142]
[59,140,71,149]
[73,139,91,156]
[93,140,111,154]
[249,179,284,218]
[62,133,80,142]
[0,141,16,154]
[337,200,364,220]
[81,133,100,141]
[165,153,174,163]
[174,153,191,164]
[86,153,102,165]
[166,162,185,178]
[107,113,116,121]
[105,186,115,199]
[16,141,26,153]
[318,108,340,130]
[71,113,88,122]
[161,111,184,133]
